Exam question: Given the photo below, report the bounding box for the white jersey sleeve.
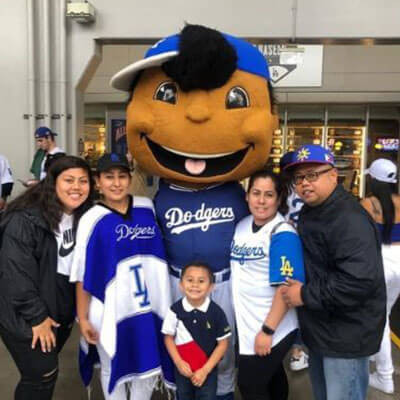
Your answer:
[0,155,13,185]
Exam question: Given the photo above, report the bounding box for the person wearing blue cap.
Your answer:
[33,126,64,181]
[281,144,386,400]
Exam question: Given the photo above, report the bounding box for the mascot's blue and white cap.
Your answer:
[111,32,270,91]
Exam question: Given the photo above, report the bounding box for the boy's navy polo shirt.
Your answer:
[162,297,231,372]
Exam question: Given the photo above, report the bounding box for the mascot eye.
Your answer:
[226,87,249,109]
[154,82,178,104]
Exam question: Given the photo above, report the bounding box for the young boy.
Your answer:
[162,262,231,400]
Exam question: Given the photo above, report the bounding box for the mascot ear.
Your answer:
[162,24,237,92]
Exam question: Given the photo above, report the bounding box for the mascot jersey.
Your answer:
[155,180,249,275]
[70,196,174,394]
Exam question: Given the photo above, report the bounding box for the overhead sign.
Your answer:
[257,44,323,87]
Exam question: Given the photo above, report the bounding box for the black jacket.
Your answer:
[0,208,63,339]
[298,185,386,358]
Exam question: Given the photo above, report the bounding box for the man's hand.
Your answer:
[254,331,272,356]
[32,317,60,352]
[191,366,209,387]
[281,278,304,308]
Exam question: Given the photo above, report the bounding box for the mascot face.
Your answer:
[112,25,278,185]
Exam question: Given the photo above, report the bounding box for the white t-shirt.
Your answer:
[40,146,64,180]
[0,155,13,198]
[231,212,298,355]
[55,213,75,276]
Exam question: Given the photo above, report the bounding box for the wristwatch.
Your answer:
[261,324,275,335]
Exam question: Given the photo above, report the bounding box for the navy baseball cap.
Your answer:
[97,153,130,173]
[35,126,58,138]
[279,151,295,169]
[284,144,335,170]
[111,32,270,91]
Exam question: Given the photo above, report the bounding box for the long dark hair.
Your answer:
[247,169,288,216]
[370,178,396,244]
[7,156,95,232]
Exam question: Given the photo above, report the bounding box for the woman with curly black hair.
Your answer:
[0,155,94,400]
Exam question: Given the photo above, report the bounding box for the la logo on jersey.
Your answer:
[115,224,156,242]
[230,240,266,265]
[165,203,235,234]
[280,256,294,277]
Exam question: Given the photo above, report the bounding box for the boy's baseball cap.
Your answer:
[284,144,335,170]
[365,158,397,183]
[34,126,58,138]
[110,32,270,91]
[97,153,130,173]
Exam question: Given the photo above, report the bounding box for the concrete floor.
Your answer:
[0,326,398,399]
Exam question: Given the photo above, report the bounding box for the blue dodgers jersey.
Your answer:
[155,181,249,272]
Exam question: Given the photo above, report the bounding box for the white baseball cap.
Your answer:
[365,158,397,183]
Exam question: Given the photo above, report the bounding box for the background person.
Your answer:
[34,126,64,181]
[360,158,400,394]
[70,153,173,400]
[280,151,309,372]
[281,144,386,400]
[0,153,14,210]
[0,156,94,400]
[162,262,231,400]
[231,169,305,400]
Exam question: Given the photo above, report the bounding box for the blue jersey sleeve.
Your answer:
[269,231,305,286]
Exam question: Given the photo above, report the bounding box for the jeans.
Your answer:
[175,368,217,400]
[308,350,369,400]
[0,324,72,400]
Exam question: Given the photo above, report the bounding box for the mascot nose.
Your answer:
[185,94,211,123]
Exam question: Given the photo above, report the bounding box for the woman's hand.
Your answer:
[254,331,272,356]
[176,359,193,378]
[191,367,209,387]
[79,319,99,344]
[31,317,60,352]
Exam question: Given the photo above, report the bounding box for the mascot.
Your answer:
[111,24,277,399]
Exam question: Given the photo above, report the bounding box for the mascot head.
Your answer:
[111,24,278,186]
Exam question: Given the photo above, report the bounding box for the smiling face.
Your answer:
[247,176,280,225]
[126,67,277,185]
[95,167,131,208]
[56,168,90,214]
[180,266,213,306]
[293,163,338,207]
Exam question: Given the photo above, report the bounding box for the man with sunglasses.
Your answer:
[281,144,386,400]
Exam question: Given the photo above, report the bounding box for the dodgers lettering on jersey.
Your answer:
[230,241,266,265]
[155,181,249,272]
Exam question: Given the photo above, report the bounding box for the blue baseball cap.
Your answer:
[284,144,335,170]
[110,32,270,91]
[279,151,295,169]
[34,126,57,138]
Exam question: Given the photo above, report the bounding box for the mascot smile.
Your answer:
[111,24,276,399]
